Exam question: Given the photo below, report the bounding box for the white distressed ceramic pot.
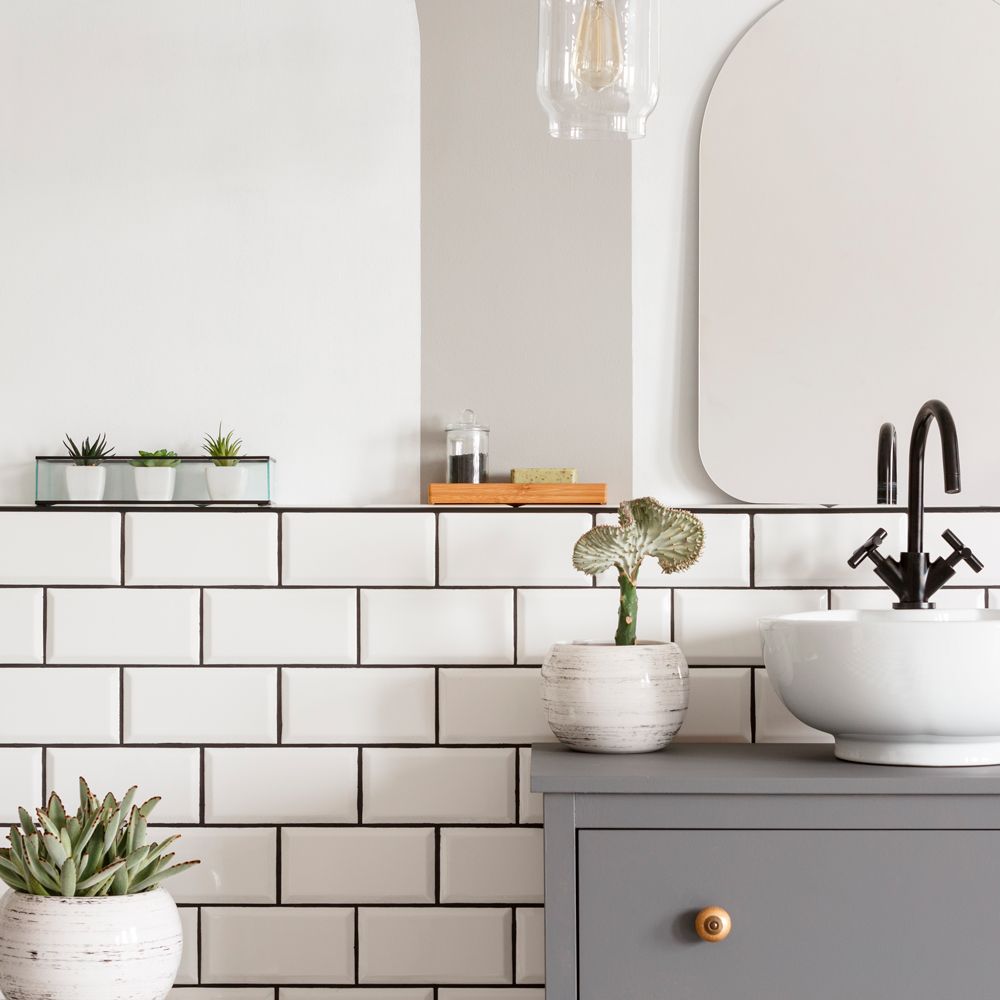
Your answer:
[541,640,689,753]
[206,464,247,501]
[65,465,106,501]
[133,466,177,502]
[0,888,182,1000]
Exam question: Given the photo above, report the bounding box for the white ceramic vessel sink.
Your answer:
[761,610,1000,766]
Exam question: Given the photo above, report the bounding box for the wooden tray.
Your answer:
[428,483,607,505]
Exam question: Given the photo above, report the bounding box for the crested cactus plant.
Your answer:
[573,497,704,646]
[0,780,199,897]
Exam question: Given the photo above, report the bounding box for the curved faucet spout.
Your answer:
[908,399,961,552]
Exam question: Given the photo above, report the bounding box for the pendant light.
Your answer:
[537,0,660,140]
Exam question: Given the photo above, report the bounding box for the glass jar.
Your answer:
[446,410,489,484]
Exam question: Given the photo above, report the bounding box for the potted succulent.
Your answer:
[541,498,705,753]
[202,423,246,500]
[0,780,199,1000]
[63,434,115,501]
[131,449,180,502]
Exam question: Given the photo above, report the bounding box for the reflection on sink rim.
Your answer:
[762,609,1000,626]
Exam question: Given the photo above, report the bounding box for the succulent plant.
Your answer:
[63,434,115,466]
[202,424,243,467]
[573,497,704,645]
[130,449,180,468]
[0,780,199,897]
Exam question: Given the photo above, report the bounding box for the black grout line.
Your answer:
[199,589,205,665]
[749,668,757,744]
[353,906,360,984]
[196,905,202,984]
[514,749,521,824]
[512,587,518,664]
[511,905,518,985]
[41,587,47,665]
[275,825,282,905]
[40,746,47,803]
[119,667,125,744]
[434,826,442,904]
[119,512,126,585]
[276,667,284,744]
[748,512,756,587]
[434,510,441,586]
[276,512,283,586]
[356,748,363,825]
[199,748,206,824]
[434,668,441,746]
[355,589,362,666]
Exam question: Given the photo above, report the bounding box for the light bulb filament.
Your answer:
[573,0,624,91]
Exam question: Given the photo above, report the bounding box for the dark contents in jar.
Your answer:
[449,453,488,484]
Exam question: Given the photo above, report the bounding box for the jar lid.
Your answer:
[446,408,489,432]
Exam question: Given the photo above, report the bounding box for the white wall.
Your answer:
[0,1,420,505]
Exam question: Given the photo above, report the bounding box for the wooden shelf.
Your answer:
[427,483,607,505]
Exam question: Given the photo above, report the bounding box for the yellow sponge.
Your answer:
[511,468,578,484]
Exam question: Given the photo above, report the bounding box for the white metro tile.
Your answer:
[170,991,273,1000]
[755,513,907,587]
[204,589,356,664]
[440,828,543,903]
[0,669,118,743]
[283,668,435,745]
[0,512,120,585]
[675,669,752,743]
[518,749,543,824]
[153,827,276,904]
[439,993,544,1000]
[46,748,200,822]
[439,513,591,585]
[516,588,671,663]
[206,747,357,823]
[281,992,433,1000]
[175,907,199,985]
[674,589,827,665]
[46,588,199,665]
[361,590,513,665]
[515,908,545,984]
[925,513,1000,585]
[202,907,354,985]
[282,512,436,586]
[282,828,434,904]
[832,588,986,610]
[358,907,512,985]
[125,512,278,585]
[363,748,515,823]
[439,668,552,745]
[0,590,43,663]
[754,671,833,744]
[125,668,277,744]
[597,512,751,587]
[0,749,42,823]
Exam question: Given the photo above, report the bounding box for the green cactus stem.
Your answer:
[615,572,638,646]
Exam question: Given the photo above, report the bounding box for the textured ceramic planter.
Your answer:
[206,464,247,501]
[541,640,689,753]
[133,466,177,502]
[0,888,182,1000]
[65,465,106,501]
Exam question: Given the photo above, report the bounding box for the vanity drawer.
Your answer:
[577,829,1000,1000]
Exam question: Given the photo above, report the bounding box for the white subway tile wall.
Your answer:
[3,505,986,992]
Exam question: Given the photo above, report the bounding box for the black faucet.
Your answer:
[849,399,984,608]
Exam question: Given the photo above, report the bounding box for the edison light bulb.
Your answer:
[572,0,624,91]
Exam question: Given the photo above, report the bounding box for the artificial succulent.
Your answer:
[63,434,115,466]
[202,424,243,467]
[130,449,180,468]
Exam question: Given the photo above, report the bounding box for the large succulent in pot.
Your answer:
[573,497,704,645]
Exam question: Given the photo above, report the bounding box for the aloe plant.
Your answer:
[63,434,115,466]
[202,424,243,467]
[573,497,704,646]
[0,780,199,897]
[130,449,180,468]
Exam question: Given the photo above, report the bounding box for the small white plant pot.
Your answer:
[133,466,177,502]
[541,640,689,753]
[0,888,183,1000]
[65,464,107,501]
[206,464,247,501]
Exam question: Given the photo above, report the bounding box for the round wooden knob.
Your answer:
[695,906,732,942]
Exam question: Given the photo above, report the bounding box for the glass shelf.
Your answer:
[35,456,274,506]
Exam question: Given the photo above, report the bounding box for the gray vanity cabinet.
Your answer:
[531,743,1000,1000]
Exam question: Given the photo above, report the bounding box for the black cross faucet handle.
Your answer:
[848,528,889,569]
[941,529,984,574]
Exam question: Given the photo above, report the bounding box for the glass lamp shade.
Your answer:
[537,0,660,140]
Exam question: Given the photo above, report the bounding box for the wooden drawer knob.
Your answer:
[695,906,732,942]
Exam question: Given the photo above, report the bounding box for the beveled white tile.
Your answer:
[361,590,513,665]
[125,512,278,585]
[674,589,827,665]
[363,748,515,823]
[440,828,543,903]
[282,992,432,1000]
[205,747,357,823]
[153,827,276,903]
[47,588,199,665]
[517,588,671,663]
[439,513,591,586]
[0,669,118,743]
[0,512,120,585]
[202,907,354,984]
[204,589,356,664]
[282,512,436,586]
[170,991,273,1000]
[0,590,43,663]
[754,670,833,744]
[924,513,1000,585]
[359,907,512,985]
[283,668,435,744]
[597,512,750,587]
[125,668,277,744]
[438,668,552,745]
[515,908,544,984]
[675,668,752,743]
[46,748,200,822]
[175,907,199,985]
[0,749,42,824]
[282,828,434,904]
[832,588,986,610]
[518,749,543,824]
[439,992,544,1000]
